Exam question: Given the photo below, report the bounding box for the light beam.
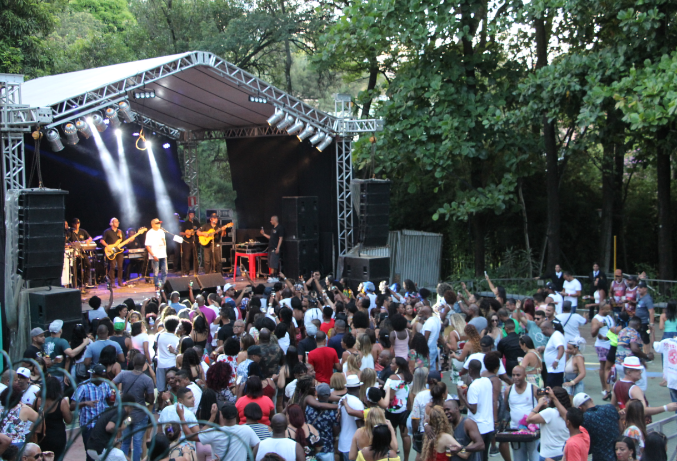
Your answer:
[147,144,177,234]
[115,130,139,224]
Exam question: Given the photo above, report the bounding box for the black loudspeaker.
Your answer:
[283,239,320,279]
[197,273,227,293]
[319,232,334,275]
[352,180,390,247]
[163,277,199,297]
[18,189,68,281]
[282,196,319,240]
[29,287,82,333]
[343,255,390,293]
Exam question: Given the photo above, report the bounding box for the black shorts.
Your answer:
[606,345,617,363]
[385,410,410,429]
[639,325,651,344]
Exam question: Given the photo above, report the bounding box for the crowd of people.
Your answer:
[0,264,674,461]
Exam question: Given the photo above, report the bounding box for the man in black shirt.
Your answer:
[261,215,284,276]
[197,213,226,274]
[497,319,524,376]
[24,327,51,367]
[179,210,200,276]
[69,218,93,288]
[101,217,126,287]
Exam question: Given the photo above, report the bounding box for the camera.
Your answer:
[537,388,547,396]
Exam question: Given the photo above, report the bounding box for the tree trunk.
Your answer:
[656,127,673,279]
[613,139,625,271]
[599,111,616,272]
[278,0,293,94]
[518,180,533,276]
[361,56,379,118]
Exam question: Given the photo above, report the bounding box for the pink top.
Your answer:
[393,329,410,359]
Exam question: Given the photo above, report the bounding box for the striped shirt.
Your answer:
[74,380,112,428]
[247,423,272,440]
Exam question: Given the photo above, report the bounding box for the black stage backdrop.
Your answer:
[227,136,337,270]
[24,124,188,237]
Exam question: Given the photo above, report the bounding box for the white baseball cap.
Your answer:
[16,367,31,378]
[572,393,591,407]
[49,319,64,333]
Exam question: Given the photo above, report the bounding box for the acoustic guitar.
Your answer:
[198,223,233,246]
[104,227,148,260]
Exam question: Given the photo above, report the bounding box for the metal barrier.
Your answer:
[647,414,677,461]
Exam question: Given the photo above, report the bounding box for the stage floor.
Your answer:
[79,272,268,312]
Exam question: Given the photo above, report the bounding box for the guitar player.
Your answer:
[179,209,200,276]
[197,212,227,274]
[101,217,126,287]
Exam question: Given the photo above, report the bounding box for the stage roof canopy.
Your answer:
[20,51,341,139]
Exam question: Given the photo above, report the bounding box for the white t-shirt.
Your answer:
[156,331,179,368]
[544,331,566,373]
[88,307,108,322]
[285,378,298,399]
[410,389,455,431]
[594,314,614,348]
[422,316,442,352]
[547,292,564,314]
[555,313,587,342]
[467,377,494,434]
[366,293,377,314]
[199,424,260,461]
[654,338,677,389]
[256,437,297,461]
[463,352,506,375]
[187,382,202,415]
[304,307,324,329]
[159,404,198,437]
[538,407,569,457]
[131,332,150,352]
[279,298,292,309]
[22,384,40,405]
[338,394,364,452]
[144,228,167,259]
[562,279,582,307]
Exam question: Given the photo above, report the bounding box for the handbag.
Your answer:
[75,361,89,381]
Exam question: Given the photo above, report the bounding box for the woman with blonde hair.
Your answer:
[420,405,461,461]
[330,372,348,402]
[345,353,362,379]
[360,368,377,406]
[349,407,399,459]
[451,324,482,363]
[358,334,375,370]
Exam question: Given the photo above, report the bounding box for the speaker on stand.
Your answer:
[281,197,320,279]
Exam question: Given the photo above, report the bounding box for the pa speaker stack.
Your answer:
[344,179,391,292]
[282,196,320,279]
[29,287,82,339]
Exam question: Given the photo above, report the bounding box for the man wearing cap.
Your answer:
[45,319,91,383]
[1,367,40,406]
[635,281,655,354]
[73,363,114,461]
[614,316,652,389]
[179,209,200,276]
[102,217,126,287]
[198,212,227,274]
[145,218,168,290]
[306,383,338,461]
[24,327,52,369]
[574,392,620,461]
[69,218,93,287]
[298,323,319,362]
[338,375,365,461]
[260,215,284,276]
[611,356,677,415]
[308,331,340,384]
[545,282,564,314]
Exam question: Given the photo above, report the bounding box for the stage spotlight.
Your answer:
[316,135,333,152]
[163,143,170,149]
[46,129,64,152]
[276,114,294,130]
[105,107,121,128]
[118,101,135,123]
[267,108,284,126]
[133,90,155,99]
[297,124,315,141]
[309,131,326,145]
[287,119,304,135]
[249,95,268,104]
[75,119,93,139]
[63,123,79,145]
[115,129,122,136]
[90,113,107,132]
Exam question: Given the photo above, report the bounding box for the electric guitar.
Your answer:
[104,227,148,260]
[198,223,233,246]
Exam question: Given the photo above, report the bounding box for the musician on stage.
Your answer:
[101,217,126,287]
[197,212,226,274]
[145,218,168,290]
[179,209,200,276]
[68,218,92,288]
[261,215,284,276]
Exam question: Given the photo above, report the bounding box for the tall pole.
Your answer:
[613,235,617,272]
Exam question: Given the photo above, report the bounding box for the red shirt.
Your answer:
[308,346,339,384]
[235,395,275,426]
[564,427,590,461]
[320,319,335,335]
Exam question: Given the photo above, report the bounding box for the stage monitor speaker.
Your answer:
[283,239,320,279]
[352,180,390,247]
[29,287,82,332]
[163,277,199,297]
[197,273,227,293]
[17,189,68,281]
[282,196,319,240]
[342,255,390,293]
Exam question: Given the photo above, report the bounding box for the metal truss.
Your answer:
[135,113,182,139]
[2,133,26,193]
[188,125,287,140]
[334,119,384,135]
[1,75,28,193]
[180,141,199,217]
[336,136,355,257]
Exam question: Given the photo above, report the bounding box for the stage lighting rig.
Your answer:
[163,143,170,149]
[63,123,79,145]
[316,135,333,152]
[89,113,108,132]
[75,119,93,139]
[46,129,64,152]
[276,114,294,130]
[287,119,304,135]
[297,124,315,141]
[118,101,135,123]
[267,108,284,126]
[134,90,155,99]
[309,131,326,146]
[249,95,268,104]
[105,107,121,128]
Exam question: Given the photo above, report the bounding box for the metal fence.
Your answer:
[647,414,677,461]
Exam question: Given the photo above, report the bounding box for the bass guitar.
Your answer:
[104,227,148,260]
[198,223,233,246]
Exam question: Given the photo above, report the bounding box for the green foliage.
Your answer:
[192,141,237,221]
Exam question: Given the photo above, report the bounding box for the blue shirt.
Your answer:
[83,339,123,364]
[636,294,654,325]
[305,406,337,452]
[526,320,548,348]
[581,404,620,461]
[327,332,345,358]
[75,381,113,428]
